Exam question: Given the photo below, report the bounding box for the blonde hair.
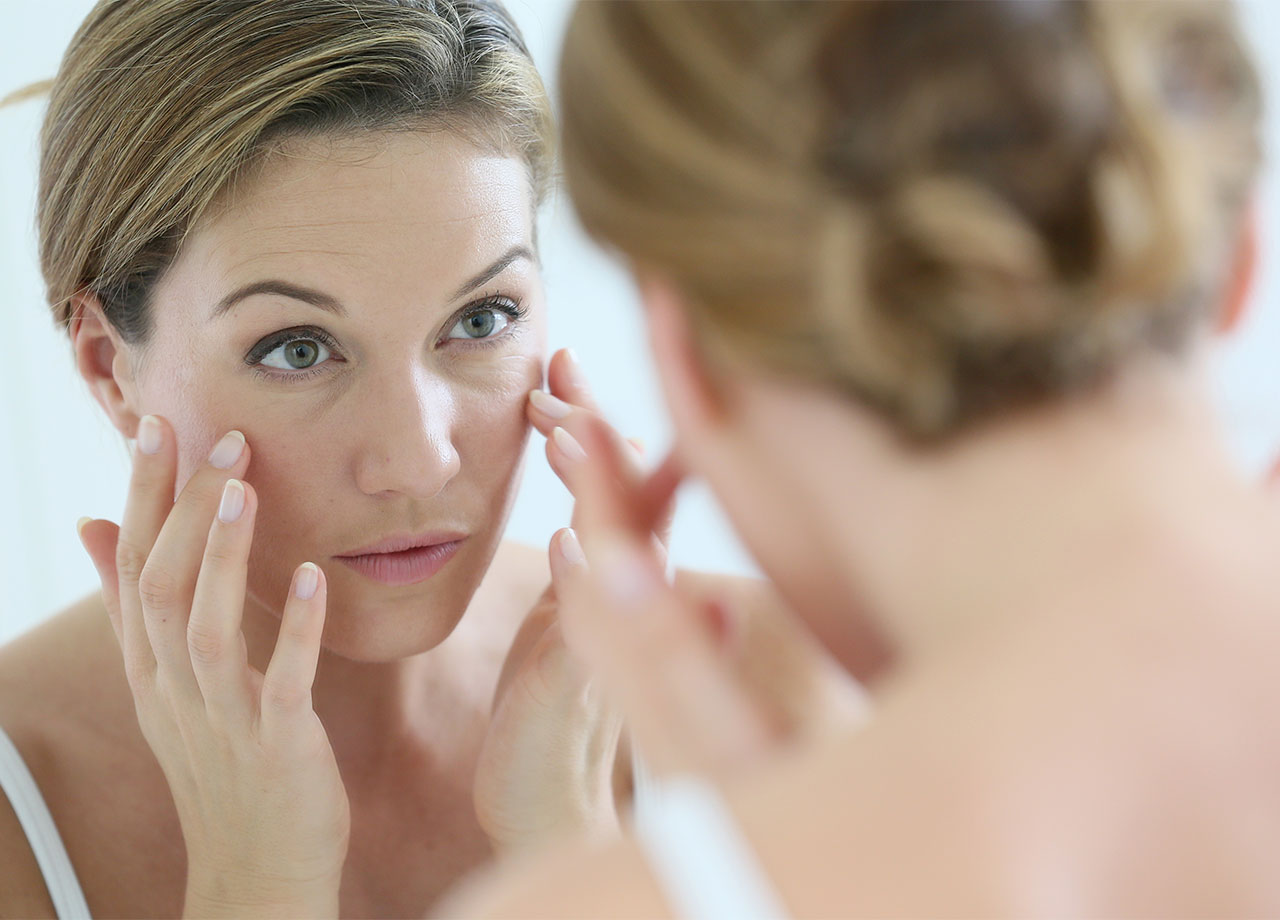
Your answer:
[24,0,553,344]
[559,1,1261,438]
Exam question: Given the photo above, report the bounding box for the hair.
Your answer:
[559,0,1262,439]
[24,0,553,346]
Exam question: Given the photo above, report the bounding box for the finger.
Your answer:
[260,562,327,738]
[548,527,587,595]
[139,429,251,698]
[187,479,259,725]
[562,532,770,777]
[547,347,601,414]
[115,413,179,681]
[572,418,683,546]
[78,517,122,645]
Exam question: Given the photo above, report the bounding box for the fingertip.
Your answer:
[293,561,321,601]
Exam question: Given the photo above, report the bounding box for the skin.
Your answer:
[0,128,853,918]
[450,228,1280,916]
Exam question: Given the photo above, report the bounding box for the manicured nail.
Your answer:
[218,479,245,523]
[136,415,163,455]
[595,537,659,610]
[552,426,587,463]
[529,388,572,419]
[558,528,586,567]
[563,348,589,390]
[76,516,92,539]
[294,562,319,600]
[208,430,245,469]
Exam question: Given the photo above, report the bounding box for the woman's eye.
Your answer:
[260,337,331,370]
[446,309,512,341]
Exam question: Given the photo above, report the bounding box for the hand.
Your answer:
[553,415,851,780]
[472,349,669,852]
[77,417,348,918]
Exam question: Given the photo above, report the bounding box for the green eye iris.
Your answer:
[285,340,319,368]
[463,310,497,338]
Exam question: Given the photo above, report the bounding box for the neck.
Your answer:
[774,353,1266,672]
[238,593,498,783]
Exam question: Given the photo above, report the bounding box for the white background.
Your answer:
[3,0,1279,644]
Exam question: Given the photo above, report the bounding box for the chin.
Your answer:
[318,595,470,662]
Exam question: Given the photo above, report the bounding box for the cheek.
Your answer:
[453,354,542,488]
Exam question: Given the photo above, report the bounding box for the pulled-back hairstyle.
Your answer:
[30,0,553,345]
[559,0,1261,438]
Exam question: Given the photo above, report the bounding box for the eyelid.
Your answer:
[245,325,340,366]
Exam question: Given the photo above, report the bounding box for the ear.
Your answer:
[636,271,727,457]
[68,292,143,439]
[1215,203,1257,336]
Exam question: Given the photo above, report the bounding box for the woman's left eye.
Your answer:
[445,308,513,341]
[258,336,332,371]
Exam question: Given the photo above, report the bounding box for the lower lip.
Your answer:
[335,540,464,586]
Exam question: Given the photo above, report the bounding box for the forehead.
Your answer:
[179,129,534,302]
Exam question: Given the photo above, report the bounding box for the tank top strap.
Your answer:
[633,771,790,920]
[0,723,92,919]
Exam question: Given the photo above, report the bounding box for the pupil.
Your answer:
[287,341,318,368]
[467,311,496,337]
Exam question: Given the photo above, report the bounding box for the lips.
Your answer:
[334,531,467,586]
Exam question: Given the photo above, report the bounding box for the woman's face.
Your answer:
[126,129,546,661]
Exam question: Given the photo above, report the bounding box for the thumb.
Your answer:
[77,517,123,644]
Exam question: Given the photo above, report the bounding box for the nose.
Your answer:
[353,369,462,500]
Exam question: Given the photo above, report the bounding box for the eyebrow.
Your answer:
[449,245,534,301]
[211,280,347,319]
[210,244,534,320]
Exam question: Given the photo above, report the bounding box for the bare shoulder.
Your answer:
[0,786,57,919]
[439,831,670,919]
[0,592,129,737]
[0,593,117,920]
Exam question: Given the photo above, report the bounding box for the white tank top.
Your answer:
[633,764,790,920]
[0,724,92,919]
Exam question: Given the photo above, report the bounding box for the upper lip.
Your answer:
[336,530,467,557]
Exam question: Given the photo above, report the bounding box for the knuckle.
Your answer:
[186,619,226,665]
[262,679,308,712]
[137,564,181,610]
[115,541,150,585]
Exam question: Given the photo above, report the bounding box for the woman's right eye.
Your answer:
[260,336,332,371]
[246,326,341,381]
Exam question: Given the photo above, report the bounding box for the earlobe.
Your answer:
[69,292,142,438]
[1215,202,1257,336]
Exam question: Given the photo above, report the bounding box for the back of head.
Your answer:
[559,0,1261,438]
[35,0,553,345]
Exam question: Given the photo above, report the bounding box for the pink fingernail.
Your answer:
[136,415,162,455]
[218,479,245,523]
[564,348,589,389]
[529,389,572,419]
[558,528,586,567]
[208,430,245,469]
[294,562,319,600]
[552,427,587,463]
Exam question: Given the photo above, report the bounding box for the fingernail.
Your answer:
[136,415,162,455]
[564,348,588,389]
[552,426,587,463]
[76,516,92,539]
[208,430,245,469]
[558,528,586,567]
[596,537,659,610]
[529,388,572,419]
[294,562,319,600]
[218,479,245,523]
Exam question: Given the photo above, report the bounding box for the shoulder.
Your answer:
[0,598,112,920]
[0,786,58,919]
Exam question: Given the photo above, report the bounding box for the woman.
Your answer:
[451,0,1280,916]
[0,1,854,916]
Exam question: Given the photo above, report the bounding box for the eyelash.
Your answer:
[245,294,529,384]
